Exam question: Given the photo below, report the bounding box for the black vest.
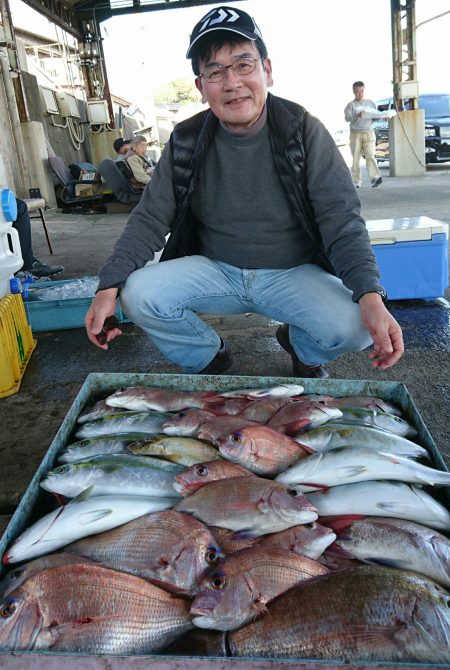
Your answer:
[160,92,333,274]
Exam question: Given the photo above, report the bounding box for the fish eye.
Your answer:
[303,522,315,529]
[0,599,17,618]
[55,465,70,474]
[287,487,301,497]
[195,464,209,477]
[209,574,227,590]
[230,432,242,443]
[205,547,221,565]
[10,568,24,580]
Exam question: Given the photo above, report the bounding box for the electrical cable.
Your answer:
[393,99,427,169]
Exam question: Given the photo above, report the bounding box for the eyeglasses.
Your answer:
[200,56,264,83]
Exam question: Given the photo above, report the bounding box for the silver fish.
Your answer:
[3,493,179,563]
[324,395,402,416]
[75,411,172,439]
[293,423,429,459]
[219,384,304,398]
[40,454,183,499]
[58,433,152,463]
[308,480,450,532]
[333,407,417,438]
[105,386,217,412]
[276,446,450,491]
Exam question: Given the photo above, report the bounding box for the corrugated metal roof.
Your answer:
[20,0,243,39]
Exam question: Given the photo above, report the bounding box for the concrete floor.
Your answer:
[0,162,449,534]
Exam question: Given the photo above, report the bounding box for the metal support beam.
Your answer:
[21,0,82,40]
[78,0,245,25]
[390,0,418,110]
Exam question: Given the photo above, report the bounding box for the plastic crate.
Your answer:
[0,293,36,397]
[23,279,128,332]
[0,373,448,669]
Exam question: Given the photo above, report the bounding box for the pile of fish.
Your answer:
[1,383,449,662]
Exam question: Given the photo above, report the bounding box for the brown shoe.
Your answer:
[198,342,234,375]
[276,324,329,379]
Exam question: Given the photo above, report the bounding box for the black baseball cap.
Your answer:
[186,5,266,59]
[113,138,132,153]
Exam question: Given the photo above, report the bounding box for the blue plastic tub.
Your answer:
[23,279,128,331]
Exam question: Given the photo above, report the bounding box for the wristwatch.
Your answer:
[360,289,388,304]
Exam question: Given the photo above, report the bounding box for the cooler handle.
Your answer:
[370,237,397,245]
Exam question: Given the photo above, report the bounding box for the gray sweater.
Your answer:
[344,99,378,132]
[98,107,381,302]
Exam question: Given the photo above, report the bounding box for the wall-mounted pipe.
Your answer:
[0,49,30,195]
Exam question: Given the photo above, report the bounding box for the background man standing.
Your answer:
[344,81,382,188]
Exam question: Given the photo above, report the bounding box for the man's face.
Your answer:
[354,86,365,101]
[135,141,148,157]
[195,41,273,132]
[119,144,129,156]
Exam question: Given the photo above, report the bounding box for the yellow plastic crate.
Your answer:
[0,293,36,398]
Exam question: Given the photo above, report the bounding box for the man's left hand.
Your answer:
[358,293,404,369]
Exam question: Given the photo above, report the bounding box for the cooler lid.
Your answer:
[366,216,449,244]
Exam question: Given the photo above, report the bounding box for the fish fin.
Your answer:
[251,595,268,617]
[249,439,258,455]
[327,542,354,559]
[361,557,405,568]
[283,419,311,435]
[145,576,188,596]
[42,613,122,647]
[69,486,95,504]
[319,515,365,532]
[232,528,259,540]
[319,623,412,647]
[77,508,113,525]
[336,465,368,478]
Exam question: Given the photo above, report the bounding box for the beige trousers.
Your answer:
[349,130,380,185]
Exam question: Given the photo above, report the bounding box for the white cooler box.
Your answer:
[366,216,449,300]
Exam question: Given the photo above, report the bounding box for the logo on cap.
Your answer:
[198,8,240,33]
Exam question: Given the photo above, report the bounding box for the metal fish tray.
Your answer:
[1,373,449,670]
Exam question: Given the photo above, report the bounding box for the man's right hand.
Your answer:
[85,287,122,349]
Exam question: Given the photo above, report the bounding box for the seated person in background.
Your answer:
[113,138,132,162]
[13,198,64,279]
[124,135,154,190]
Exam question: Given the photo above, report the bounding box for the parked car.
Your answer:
[373,93,450,163]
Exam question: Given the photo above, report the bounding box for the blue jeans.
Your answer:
[120,256,372,374]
